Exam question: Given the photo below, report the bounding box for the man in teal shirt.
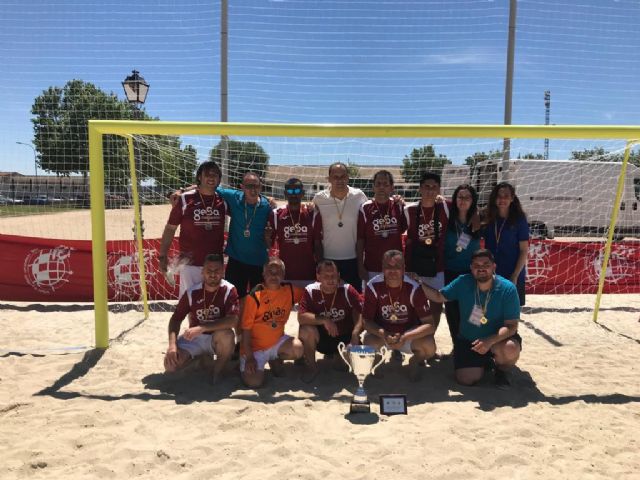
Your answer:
[217,172,272,298]
[420,249,521,388]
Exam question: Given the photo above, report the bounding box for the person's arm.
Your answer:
[398,315,435,344]
[158,224,178,273]
[298,310,339,336]
[313,207,324,261]
[241,295,258,374]
[165,296,188,369]
[419,280,448,304]
[471,319,518,355]
[242,328,257,374]
[363,317,386,340]
[511,240,529,284]
[350,312,364,345]
[356,238,367,281]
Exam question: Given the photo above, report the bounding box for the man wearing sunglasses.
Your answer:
[265,178,323,288]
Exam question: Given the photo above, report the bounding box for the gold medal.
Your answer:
[456,245,463,253]
[338,221,343,227]
[424,238,433,245]
[244,229,251,238]
[382,231,388,238]
[389,314,398,321]
[204,223,213,231]
[293,237,299,245]
[271,321,278,328]
[480,316,488,325]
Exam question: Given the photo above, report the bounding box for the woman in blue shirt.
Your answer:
[483,182,529,306]
[443,184,481,342]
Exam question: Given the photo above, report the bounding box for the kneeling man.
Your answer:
[362,249,436,381]
[240,257,304,388]
[298,260,363,383]
[420,249,521,387]
[164,254,239,383]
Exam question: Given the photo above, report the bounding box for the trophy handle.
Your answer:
[370,346,388,375]
[337,342,353,373]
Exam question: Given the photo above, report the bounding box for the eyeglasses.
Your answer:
[457,195,473,201]
[285,187,303,195]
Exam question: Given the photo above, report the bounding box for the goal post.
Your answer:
[88,120,640,349]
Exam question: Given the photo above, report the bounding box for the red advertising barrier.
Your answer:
[0,234,638,302]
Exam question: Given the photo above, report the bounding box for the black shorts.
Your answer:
[516,281,526,307]
[453,333,522,370]
[316,325,352,355]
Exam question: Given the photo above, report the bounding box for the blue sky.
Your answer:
[2,0,640,174]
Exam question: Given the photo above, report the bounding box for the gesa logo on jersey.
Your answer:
[283,224,308,238]
[262,307,287,323]
[418,220,443,238]
[196,305,221,322]
[372,216,397,231]
[193,207,221,221]
[381,303,408,319]
[322,307,346,321]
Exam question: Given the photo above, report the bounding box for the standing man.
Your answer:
[218,172,272,298]
[362,250,436,381]
[419,249,522,387]
[297,260,363,382]
[240,257,304,388]
[357,170,407,282]
[404,171,449,329]
[266,178,323,288]
[313,162,368,291]
[158,161,228,296]
[164,254,239,384]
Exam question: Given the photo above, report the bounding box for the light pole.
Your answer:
[122,69,150,118]
[16,141,37,177]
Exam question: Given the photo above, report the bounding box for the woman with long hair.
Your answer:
[484,182,529,306]
[443,184,482,342]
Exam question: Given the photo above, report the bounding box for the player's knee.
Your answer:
[242,371,264,388]
[298,325,318,343]
[455,370,481,386]
[213,329,235,355]
[291,338,304,358]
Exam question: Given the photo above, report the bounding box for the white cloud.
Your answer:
[425,49,502,66]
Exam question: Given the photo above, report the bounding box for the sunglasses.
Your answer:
[285,187,303,195]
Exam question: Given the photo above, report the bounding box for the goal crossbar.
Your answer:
[88,121,640,348]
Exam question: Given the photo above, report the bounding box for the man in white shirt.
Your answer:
[313,162,368,292]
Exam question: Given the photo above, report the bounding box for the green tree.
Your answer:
[570,147,640,166]
[346,159,360,179]
[464,150,502,168]
[401,145,451,183]
[518,152,545,159]
[209,139,270,186]
[30,79,197,188]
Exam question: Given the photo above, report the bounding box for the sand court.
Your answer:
[1,294,639,479]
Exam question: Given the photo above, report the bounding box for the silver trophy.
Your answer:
[338,343,388,414]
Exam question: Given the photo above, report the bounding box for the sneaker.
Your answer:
[494,369,511,389]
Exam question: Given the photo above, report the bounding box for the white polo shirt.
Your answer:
[313,186,368,260]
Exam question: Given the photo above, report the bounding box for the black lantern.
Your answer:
[122,70,149,107]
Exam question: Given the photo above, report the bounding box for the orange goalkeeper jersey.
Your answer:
[241,282,304,352]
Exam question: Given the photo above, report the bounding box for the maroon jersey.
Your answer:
[171,279,240,329]
[298,282,363,336]
[362,275,431,334]
[167,189,228,266]
[404,201,449,273]
[357,199,407,272]
[269,205,322,281]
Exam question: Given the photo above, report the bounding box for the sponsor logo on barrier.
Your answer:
[23,246,74,294]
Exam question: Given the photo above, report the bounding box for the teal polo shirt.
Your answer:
[440,274,520,341]
[217,187,271,266]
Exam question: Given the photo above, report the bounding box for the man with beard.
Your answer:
[419,249,522,388]
[164,254,239,384]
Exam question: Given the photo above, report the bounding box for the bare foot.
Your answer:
[269,359,285,377]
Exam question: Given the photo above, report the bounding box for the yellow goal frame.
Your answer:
[89,120,640,348]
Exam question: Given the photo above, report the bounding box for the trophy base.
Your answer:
[349,401,371,414]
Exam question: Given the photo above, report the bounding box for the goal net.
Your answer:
[84,120,640,347]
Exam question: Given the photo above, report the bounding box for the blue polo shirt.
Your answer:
[483,216,529,285]
[217,187,271,266]
[441,274,520,342]
[444,221,481,273]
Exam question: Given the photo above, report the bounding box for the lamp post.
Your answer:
[16,141,37,177]
[122,70,150,118]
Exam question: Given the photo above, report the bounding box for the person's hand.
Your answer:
[164,345,179,370]
[510,275,518,285]
[183,326,204,341]
[471,338,491,355]
[391,194,405,206]
[349,333,361,346]
[435,194,445,204]
[385,332,401,347]
[264,223,274,244]
[268,197,278,209]
[322,317,339,337]
[406,271,420,282]
[244,355,258,375]
[159,255,168,274]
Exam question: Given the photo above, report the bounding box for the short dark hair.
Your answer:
[420,171,441,186]
[471,249,495,264]
[196,161,222,185]
[243,171,261,183]
[204,253,224,265]
[285,177,304,189]
[373,169,394,185]
[316,259,338,274]
[328,162,348,176]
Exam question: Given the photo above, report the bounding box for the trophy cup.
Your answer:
[338,343,388,414]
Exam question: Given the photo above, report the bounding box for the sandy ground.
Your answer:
[1,294,639,479]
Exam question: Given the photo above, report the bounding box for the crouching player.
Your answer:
[164,254,239,384]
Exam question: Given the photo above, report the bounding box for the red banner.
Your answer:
[0,234,638,302]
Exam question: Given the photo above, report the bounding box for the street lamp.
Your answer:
[16,141,37,177]
[122,70,149,118]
